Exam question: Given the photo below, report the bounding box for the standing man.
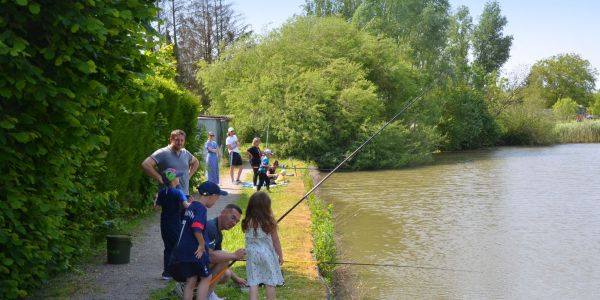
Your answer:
[142,129,200,196]
[226,127,243,184]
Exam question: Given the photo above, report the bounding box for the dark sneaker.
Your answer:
[161,272,172,280]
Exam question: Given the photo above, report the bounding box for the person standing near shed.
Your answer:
[226,127,243,184]
[204,131,220,184]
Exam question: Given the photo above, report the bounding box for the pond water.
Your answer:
[318,144,600,299]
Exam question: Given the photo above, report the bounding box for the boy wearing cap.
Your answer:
[257,149,273,192]
[225,127,243,184]
[155,168,190,280]
[172,181,228,300]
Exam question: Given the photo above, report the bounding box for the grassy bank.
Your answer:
[151,160,329,299]
[555,120,600,143]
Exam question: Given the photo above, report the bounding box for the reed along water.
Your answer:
[319,144,600,299]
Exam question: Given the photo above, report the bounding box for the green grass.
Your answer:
[555,120,600,143]
[150,159,327,300]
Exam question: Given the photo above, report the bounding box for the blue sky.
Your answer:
[230,0,600,83]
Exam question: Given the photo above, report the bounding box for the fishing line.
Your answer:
[212,81,437,284]
[284,260,481,273]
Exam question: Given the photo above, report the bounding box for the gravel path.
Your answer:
[65,166,251,300]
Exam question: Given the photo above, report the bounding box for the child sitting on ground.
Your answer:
[155,168,189,280]
[242,192,284,300]
[171,181,228,300]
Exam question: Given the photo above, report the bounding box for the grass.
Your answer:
[150,159,327,300]
[555,119,600,143]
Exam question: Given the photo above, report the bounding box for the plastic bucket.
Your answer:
[106,234,132,264]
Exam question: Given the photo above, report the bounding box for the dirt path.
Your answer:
[40,165,252,300]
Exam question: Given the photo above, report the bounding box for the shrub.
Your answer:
[552,97,579,121]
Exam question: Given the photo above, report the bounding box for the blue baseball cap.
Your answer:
[197,181,228,196]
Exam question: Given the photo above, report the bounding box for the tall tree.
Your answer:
[156,0,250,98]
[527,53,597,107]
[445,5,472,82]
[352,0,450,72]
[303,0,362,20]
[471,0,512,74]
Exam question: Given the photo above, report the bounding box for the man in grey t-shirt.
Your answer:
[142,129,199,195]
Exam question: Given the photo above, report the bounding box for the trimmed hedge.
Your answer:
[0,1,200,298]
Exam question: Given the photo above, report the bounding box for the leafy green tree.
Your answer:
[303,0,362,20]
[471,1,512,74]
[352,0,450,72]
[198,16,437,168]
[527,53,597,107]
[590,93,600,116]
[436,84,500,150]
[445,5,472,82]
[552,97,579,121]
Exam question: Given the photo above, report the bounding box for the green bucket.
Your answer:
[106,234,132,264]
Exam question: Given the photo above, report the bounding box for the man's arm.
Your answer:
[142,156,164,184]
[209,248,245,264]
[189,155,199,178]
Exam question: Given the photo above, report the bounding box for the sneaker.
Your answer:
[207,291,225,300]
[173,282,185,297]
[161,272,172,280]
[236,179,242,184]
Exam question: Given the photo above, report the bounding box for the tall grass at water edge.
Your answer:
[554,120,600,143]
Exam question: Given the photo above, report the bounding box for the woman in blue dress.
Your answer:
[204,132,220,184]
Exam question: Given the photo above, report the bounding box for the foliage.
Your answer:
[445,5,472,83]
[436,84,500,150]
[199,16,434,168]
[471,1,513,75]
[352,0,450,72]
[303,0,362,20]
[0,1,200,298]
[589,93,600,115]
[497,105,557,145]
[304,170,337,286]
[554,120,600,143]
[527,53,597,107]
[552,97,578,121]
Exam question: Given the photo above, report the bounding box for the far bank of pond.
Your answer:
[319,144,600,299]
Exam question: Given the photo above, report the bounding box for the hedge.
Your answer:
[0,1,200,298]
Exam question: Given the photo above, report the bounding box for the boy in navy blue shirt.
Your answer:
[155,168,189,280]
[172,181,228,300]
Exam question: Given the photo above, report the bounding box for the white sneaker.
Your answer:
[207,291,225,300]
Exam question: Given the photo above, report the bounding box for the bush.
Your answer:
[497,106,557,145]
[552,97,578,121]
[0,2,200,298]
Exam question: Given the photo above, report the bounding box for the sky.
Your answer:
[230,0,600,83]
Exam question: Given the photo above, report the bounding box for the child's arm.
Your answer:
[193,231,205,259]
[271,225,284,265]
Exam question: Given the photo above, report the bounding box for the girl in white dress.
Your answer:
[242,192,284,300]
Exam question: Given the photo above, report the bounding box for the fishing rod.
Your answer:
[277,81,434,223]
[209,82,436,285]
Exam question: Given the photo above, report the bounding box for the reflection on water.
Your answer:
[319,144,600,299]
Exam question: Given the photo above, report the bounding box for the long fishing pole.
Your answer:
[277,82,434,223]
[210,82,436,285]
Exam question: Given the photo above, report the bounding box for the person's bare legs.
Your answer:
[236,165,243,182]
[266,285,276,300]
[196,275,212,300]
[229,164,234,183]
[183,276,197,300]
[208,262,231,296]
[249,285,259,300]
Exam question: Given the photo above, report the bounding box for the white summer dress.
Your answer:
[245,226,284,286]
